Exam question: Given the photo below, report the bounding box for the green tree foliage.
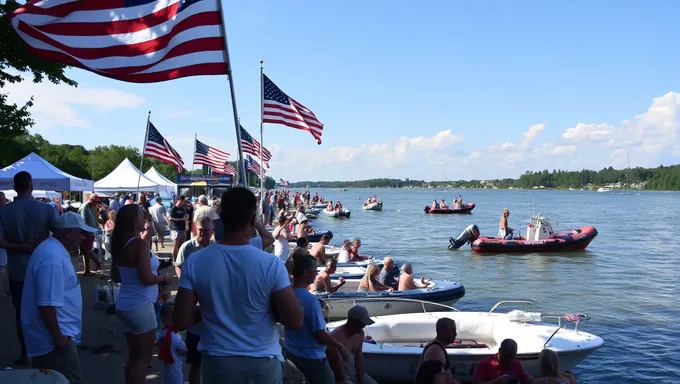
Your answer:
[0,0,77,142]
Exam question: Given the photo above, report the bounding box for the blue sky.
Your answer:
[6,0,680,181]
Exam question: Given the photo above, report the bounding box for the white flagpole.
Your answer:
[136,111,151,198]
[192,133,197,197]
[216,0,247,187]
[259,59,265,218]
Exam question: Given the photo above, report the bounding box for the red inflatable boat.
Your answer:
[424,203,475,214]
[471,226,598,253]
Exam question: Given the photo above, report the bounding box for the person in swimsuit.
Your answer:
[498,208,513,240]
[534,349,576,384]
[310,235,331,266]
[357,264,393,293]
[418,318,460,384]
[311,259,345,293]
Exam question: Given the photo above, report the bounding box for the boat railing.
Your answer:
[330,297,460,313]
[487,300,534,314]
[542,314,591,348]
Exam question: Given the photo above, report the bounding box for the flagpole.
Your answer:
[259,59,265,218]
[216,0,247,188]
[136,111,151,198]
[192,132,197,198]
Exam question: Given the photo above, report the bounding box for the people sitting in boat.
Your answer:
[432,200,440,210]
[310,234,331,265]
[453,195,463,209]
[377,257,398,290]
[364,197,372,206]
[357,264,393,293]
[326,306,379,384]
[473,338,533,384]
[327,201,334,211]
[337,240,352,263]
[334,201,343,211]
[310,259,346,293]
[498,208,513,240]
[418,318,459,384]
[296,218,316,239]
[533,349,576,384]
[397,263,431,291]
[349,239,368,262]
[439,200,449,209]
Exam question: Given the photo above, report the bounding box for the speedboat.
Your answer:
[288,242,341,259]
[424,203,475,214]
[326,300,603,382]
[327,257,400,279]
[448,214,598,253]
[314,279,465,320]
[363,201,383,211]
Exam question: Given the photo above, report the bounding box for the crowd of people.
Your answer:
[430,194,465,210]
[0,172,577,384]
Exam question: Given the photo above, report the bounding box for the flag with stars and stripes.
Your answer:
[279,178,288,187]
[213,163,236,176]
[240,125,271,167]
[262,74,324,144]
[144,123,184,172]
[194,139,229,170]
[7,0,229,83]
[245,155,265,176]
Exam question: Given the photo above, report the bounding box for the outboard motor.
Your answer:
[448,224,480,250]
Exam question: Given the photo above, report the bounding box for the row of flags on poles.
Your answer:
[8,0,324,183]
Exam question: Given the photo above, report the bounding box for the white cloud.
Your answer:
[521,123,545,146]
[550,145,577,156]
[3,78,145,129]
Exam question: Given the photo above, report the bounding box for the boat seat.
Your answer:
[364,323,393,343]
[418,339,490,349]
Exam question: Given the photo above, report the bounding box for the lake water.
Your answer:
[306,188,680,383]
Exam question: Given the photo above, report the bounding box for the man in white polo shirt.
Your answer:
[21,212,98,384]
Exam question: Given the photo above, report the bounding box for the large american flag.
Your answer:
[280,178,288,187]
[262,74,324,144]
[240,125,271,167]
[194,139,229,170]
[213,163,235,176]
[245,155,265,176]
[7,0,228,83]
[144,123,184,172]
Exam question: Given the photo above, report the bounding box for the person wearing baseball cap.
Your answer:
[327,305,378,384]
[20,212,98,383]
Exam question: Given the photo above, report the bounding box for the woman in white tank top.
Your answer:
[273,214,294,263]
[111,204,172,384]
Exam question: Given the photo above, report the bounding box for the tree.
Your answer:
[0,0,77,142]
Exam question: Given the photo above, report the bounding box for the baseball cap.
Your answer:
[54,212,98,233]
[347,305,375,326]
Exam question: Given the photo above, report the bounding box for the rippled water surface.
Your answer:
[306,188,680,383]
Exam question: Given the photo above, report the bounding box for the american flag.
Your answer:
[144,123,184,172]
[7,0,228,83]
[213,163,236,176]
[280,178,288,187]
[194,139,229,170]
[245,155,265,176]
[240,125,271,167]
[262,74,324,144]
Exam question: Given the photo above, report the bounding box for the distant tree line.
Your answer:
[288,165,680,191]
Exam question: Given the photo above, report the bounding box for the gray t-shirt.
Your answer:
[378,269,396,288]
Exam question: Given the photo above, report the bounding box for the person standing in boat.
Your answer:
[417,318,460,384]
[327,306,379,384]
[498,209,513,240]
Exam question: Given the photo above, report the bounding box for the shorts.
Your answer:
[185,331,202,365]
[116,301,157,334]
[153,222,166,241]
[170,230,186,242]
[79,235,94,253]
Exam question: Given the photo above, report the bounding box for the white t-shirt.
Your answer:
[178,242,290,360]
[159,330,186,384]
[21,237,82,357]
[338,249,350,263]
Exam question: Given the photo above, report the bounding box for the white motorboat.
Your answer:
[326,300,603,383]
[596,187,611,193]
[311,203,328,209]
[288,242,341,259]
[323,208,351,218]
[314,279,465,321]
[363,201,383,211]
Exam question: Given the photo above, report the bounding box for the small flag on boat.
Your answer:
[239,125,271,167]
[262,74,324,144]
[144,123,184,172]
[7,0,229,83]
[280,178,289,187]
[564,314,581,322]
[194,139,230,170]
[213,163,236,176]
[245,155,265,176]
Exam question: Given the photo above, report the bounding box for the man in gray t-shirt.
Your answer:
[377,257,398,289]
[0,171,56,363]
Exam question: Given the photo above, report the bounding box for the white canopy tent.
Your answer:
[2,189,62,201]
[94,158,160,192]
[0,152,94,191]
[144,167,176,194]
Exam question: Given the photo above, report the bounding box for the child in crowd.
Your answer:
[157,304,186,384]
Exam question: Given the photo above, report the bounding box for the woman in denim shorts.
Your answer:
[111,204,172,384]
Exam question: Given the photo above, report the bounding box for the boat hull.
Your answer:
[363,202,383,211]
[323,208,351,218]
[425,203,475,214]
[471,226,598,253]
[305,231,333,242]
[316,280,465,320]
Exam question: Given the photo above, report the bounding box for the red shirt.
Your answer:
[473,354,531,383]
